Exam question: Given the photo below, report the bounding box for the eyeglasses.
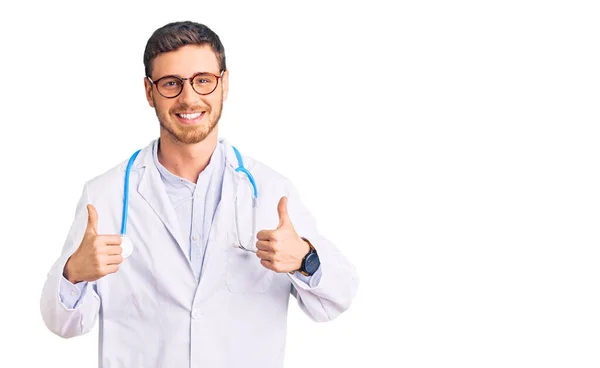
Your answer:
[147,71,224,98]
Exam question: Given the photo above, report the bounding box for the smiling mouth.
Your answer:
[175,111,206,124]
[176,112,204,119]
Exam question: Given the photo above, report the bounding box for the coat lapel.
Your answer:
[199,139,245,273]
[135,141,191,271]
[194,139,254,298]
[217,138,257,250]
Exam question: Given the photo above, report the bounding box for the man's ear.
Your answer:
[222,70,229,101]
[144,77,155,107]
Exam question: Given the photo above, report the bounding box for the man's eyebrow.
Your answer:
[160,71,220,78]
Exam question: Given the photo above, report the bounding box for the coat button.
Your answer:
[191,310,200,319]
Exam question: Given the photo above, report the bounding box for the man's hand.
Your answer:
[255,196,310,273]
[63,204,124,283]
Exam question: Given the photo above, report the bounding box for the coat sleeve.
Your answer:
[40,183,101,338]
[284,179,359,322]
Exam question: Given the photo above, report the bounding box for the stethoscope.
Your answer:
[119,145,258,258]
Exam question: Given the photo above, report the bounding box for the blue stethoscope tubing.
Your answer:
[121,149,142,236]
[231,145,259,253]
[120,145,258,258]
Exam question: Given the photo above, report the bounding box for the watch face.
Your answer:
[304,252,320,275]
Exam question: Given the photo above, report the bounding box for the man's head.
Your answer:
[143,21,228,145]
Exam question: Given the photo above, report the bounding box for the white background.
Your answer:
[0,0,599,367]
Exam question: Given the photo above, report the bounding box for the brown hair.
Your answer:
[143,21,226,78]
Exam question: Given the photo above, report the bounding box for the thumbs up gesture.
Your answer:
[255,197,311,273]
[63,204,124,283]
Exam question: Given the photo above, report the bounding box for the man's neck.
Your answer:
[157,129,218,183]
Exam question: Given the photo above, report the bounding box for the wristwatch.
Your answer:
[298,238,320,276]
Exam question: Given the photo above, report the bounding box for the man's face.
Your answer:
[144,44,229,144]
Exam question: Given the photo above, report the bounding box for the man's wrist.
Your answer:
[297,238,317,276]
[63,258,79,284]
[300,238,311,257]
[289,238,312,274]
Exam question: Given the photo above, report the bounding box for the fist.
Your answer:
[63,204,124,283]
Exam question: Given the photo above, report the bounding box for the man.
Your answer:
[40,21,358,368]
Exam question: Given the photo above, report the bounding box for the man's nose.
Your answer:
[177,80,201,106]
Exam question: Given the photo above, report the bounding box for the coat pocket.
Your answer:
[226,246,275,293]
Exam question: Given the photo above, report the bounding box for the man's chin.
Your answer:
[159,115,218,144]
[174,125,215,144]
[174,132,209,144]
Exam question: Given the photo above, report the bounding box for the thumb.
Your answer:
[86,204,98,235]
[277,196,291,228]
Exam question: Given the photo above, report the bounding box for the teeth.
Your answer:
[178,112,202,119]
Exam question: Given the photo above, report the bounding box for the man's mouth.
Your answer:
[175,111,205,123]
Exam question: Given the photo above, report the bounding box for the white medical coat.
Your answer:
[40,138,359,368]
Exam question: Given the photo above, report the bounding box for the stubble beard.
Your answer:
[154,97,223,145]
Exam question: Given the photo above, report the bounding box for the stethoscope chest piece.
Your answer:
[121,236,134,258]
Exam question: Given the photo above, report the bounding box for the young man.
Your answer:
[40,21,358,368]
